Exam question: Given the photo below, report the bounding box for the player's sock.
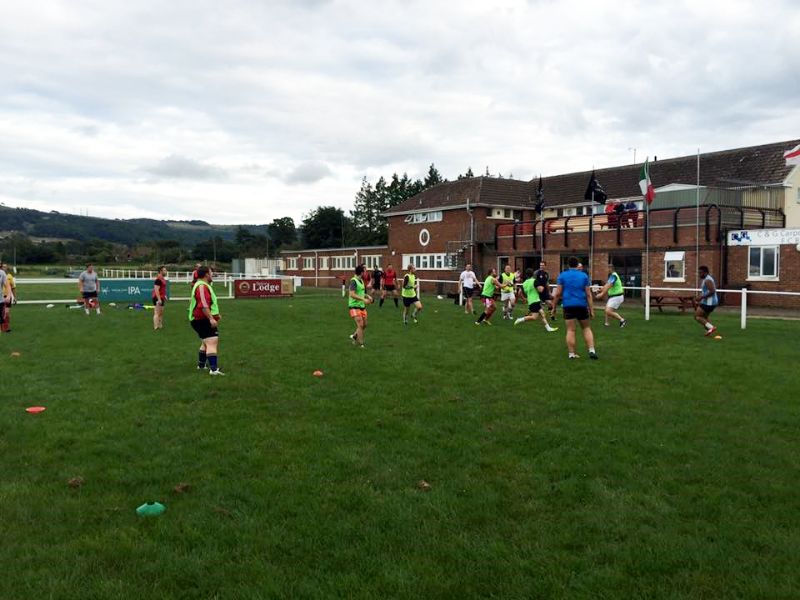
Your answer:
[394,298,398,307]
[476,313,486,323]
[208,355,218,371]
[514,317,524,325]
[705,322,714,330]
[379,298,384,307]
[589,347,596,354]
[198,351,207,369]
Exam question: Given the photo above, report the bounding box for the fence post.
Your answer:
[645,285,651,321]
[459,288,464,306]
[741,287,747,330]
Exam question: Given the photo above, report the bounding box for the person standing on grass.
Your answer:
[694,265,719,337]
[401,264,423,324]
[380,263,399,308]
[499,264,517,320]
[552,256,598,360]
[0,263,9,332]
[0,262,15,332]
[191,263,202,285]
[594,264,627,328]
[348,264,373,347]
[475,267,502,326]
[152,265,168,330]
[78,263,101,315]
[534,260,556,320]
[370,265,383,300]
[459,263,479,315]
[514,268,558,332]
[189,266,224,376]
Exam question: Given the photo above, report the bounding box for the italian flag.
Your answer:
[784,143,800,166]
[639,158,655,204]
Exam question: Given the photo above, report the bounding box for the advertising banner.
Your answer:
[99,279,167,302]
[234,278,293,298]
[728,229,800,246]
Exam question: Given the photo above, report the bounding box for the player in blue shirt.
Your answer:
[552,256,598,360]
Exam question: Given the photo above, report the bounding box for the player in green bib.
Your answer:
[594,264,627,328]
[348,265,373,347]
[514,268,558,332]
[401,264,423,325]
[499,264,517,320]
[475,267,502,325]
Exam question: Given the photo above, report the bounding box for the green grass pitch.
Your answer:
[1,288,799,599]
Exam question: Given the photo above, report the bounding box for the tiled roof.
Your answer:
[383,139,799,214]
[382,177,534,215]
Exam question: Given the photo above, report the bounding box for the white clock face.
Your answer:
[419,228,430,246]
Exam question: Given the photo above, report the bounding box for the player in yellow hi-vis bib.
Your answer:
[594,264,628,328]
[401,264,423,325]
[189,266,224,375]
[499,264,517,319]
[348,264,373,348]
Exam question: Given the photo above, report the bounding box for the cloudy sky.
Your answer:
[1,0,797,224]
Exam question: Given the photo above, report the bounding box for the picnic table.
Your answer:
[650,293,697,312]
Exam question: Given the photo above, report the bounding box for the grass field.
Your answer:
[2,288,799,599]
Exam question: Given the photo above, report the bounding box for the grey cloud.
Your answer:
[144,154,227,181]
[285,161,332,185]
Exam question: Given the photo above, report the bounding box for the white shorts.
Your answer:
[501,291,515,302]
[606,295,625,310]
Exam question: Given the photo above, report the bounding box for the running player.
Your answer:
[594,264,627,327]
[152,265,168,330]
[380,263,399,308]
[514,268,558,332]
[189,266,224,375]
[499,264,517,319]
[552,256,598,359]
[401,264,423,324]
[694,265,719,336]
[0,262,15,332]
[475,267,502,325]
[458,263,479,314]
[78,263,101,315]
[534,260,556,320]
[348,265,373,347]
[0,263,9,332]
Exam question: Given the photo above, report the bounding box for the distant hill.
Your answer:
[0,206,268,246]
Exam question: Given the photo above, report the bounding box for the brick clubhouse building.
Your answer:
[282,139,800,307]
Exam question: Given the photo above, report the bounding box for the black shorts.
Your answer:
[82,291,98,299]
[371,284,381,292]
[700,304,716,314]
[191,318,218,340]
[528,302,542,314]
[538,289,551,301]
[563,306,590,321]
[152,297,166,305]
[463,287,475,298]
[402,296,419,307]
[384,284,396,292]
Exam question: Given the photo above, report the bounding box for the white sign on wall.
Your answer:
[727,229,800,246]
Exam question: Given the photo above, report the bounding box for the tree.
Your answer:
[267,217,297,252]
[424,163,445,188]
[301,206,350,249]
[458,167,475,180]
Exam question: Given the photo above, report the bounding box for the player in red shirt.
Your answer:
[152,265,168,330]
[380,263,399,308]
[190,266,224,375]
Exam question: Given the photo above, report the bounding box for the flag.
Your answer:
[639,158,656,204]
[584,171,607,204]
[535,176,545,214]
[784,144,800,166]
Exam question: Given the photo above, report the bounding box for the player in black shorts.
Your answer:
[534,260,556,320]
[371,266,383,295]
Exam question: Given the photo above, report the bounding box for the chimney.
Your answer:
[654,156,657,161]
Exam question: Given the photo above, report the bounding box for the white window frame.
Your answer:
[320,257,329,270]
[287,257,298,270]
[302,257,315,270]
[401,253,449,271]
[747,246,779,280]
[363,255,381,269]
[663,251,685,282]
[488,208,516,220]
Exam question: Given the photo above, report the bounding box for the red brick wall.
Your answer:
[726,245,800,308]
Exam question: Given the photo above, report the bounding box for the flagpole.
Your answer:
[695,147,700,290]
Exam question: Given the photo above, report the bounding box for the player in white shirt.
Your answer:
[458,263,479,314]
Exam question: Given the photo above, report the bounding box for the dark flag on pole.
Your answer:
[584,170,607,204]
[535,175,545,214]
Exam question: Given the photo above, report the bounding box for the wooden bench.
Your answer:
[650,294,697,312]
[546,224,574,233]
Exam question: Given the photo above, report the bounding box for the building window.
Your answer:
[302,257,315,270]
[489,208,521,220]
[664,251,685,281]
[402,253,449,270]
[333,256,355,270]
[320,257,329,270]
[404,211,443,224]
[287,257,298,270]
[748,246,779,279]
[363,255,381,269]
